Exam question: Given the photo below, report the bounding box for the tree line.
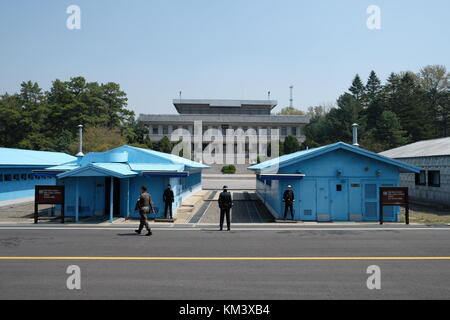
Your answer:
[1,66,449,156]
[0,76,170,154]
[302,65,450,152]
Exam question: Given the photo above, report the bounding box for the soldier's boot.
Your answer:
[146,230,152,236]
[135,230,141,235]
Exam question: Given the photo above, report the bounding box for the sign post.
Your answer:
[379,187,409,225]
[35,186,65,224]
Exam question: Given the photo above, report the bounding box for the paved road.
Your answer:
[193,191,273,224]
[202,177,256,190]
[0,226,449,299]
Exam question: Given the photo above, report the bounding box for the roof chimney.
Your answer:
[76,124,84,157]
[352,123,359,147]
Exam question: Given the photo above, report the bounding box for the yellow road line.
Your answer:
[0,257,450,261]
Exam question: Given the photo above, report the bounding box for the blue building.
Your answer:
[248,142,420,222]
[43,145,208,222]
[0,148,76,202]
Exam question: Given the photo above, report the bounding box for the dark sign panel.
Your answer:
[36,186,65,204]
[380,187,408,205]
[35,186,65,224]
[379,187,409,225]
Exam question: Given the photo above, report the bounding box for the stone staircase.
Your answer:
[175,190,211,223]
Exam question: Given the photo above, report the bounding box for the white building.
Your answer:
[138,99,310,163]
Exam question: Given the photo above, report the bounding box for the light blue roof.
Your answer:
[125,146,209,169]
[0,147,76,168]
[248,142,421,174]
[45,145,208,179]
[58,163,137,179]
[129,164,185,172]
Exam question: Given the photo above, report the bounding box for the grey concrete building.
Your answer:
[138,99,310,163]
[380,137,450,206]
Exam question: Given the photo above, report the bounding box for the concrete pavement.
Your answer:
[0,225,449,299]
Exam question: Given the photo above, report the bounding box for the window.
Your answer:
[221,125,229,135]
[0,174,3,182]
[12,174,20,181]
[281,127,287,136]
[415,170,426,186]
[162,126,169,135]
[4,174,12,182]
[28,174,34,180]
[336,184,343,192]
[291,127,297,136]
[172,125,178,131]
[152,126,158,135]
[428,171,440,187]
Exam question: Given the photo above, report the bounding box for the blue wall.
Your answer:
[59,171,202,219]
[0,168,55,201]
[256,149,401,222]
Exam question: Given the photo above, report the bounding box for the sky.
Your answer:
[0,0,449,116]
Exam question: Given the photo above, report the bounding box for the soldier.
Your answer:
[218,185,233,231]
[283,185,295,220]
[135,186,155,236]
[163,184,175,219]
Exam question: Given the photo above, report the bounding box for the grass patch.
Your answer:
[400,204,450,225]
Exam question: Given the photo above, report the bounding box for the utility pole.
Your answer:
[76,124,84,157]
[289,85,294,108]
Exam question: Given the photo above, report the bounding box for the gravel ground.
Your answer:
[0,202,54,222]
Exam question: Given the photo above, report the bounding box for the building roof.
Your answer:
[173,99,278,108]
[248,142,420,174]
[138,114,310,124]
[45,145,208,178]
[0,147,76,167]
[58,163,137,179]
[380,137,450,158]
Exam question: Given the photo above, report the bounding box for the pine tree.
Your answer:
[283,135,301,154]
[365,71,382,104]
[374,111,410,150]
[364,71,385,130]
[349,74,365,102]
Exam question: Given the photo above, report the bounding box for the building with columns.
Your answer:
[138,99,310,163]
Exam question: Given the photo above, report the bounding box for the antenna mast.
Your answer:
[289,85,294,108]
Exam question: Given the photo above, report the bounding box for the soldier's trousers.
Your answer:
[164,202,173,218]
[284,203,294,219]
[138,212,151,232]
[220,208,231,230]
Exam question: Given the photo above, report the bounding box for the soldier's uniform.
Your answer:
[218,187,233,231]
[283,187,295,220]
[136,191,154,235]
[163,186,175,219]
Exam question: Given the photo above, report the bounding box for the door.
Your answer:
[105,177,121,217]
[363,181,378,221]
[113,178,121,217]
[329,179,349,221]
[105,177,111,217]
[316,180,329,221]
[299,180,317,221]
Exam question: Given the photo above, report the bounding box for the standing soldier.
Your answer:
[218,185,233,231]
[163,184,175,219]
[283,185,295,220]
[135,186,155,236]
